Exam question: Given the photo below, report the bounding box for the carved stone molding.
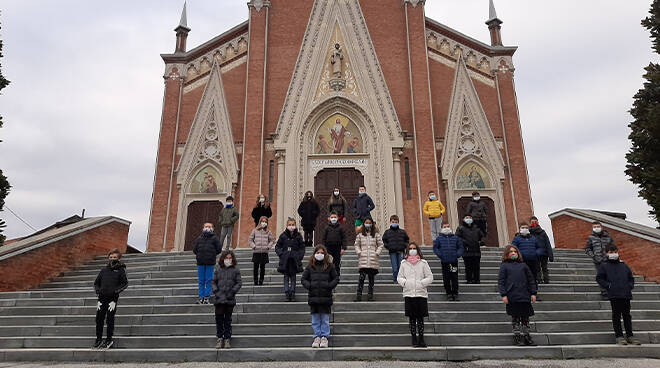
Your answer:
[248,0,271,12]
[403,0,425,8]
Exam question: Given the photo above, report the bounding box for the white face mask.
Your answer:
[520,228,530,235]
[364,223,372,229]
[261,222,268,228]
[608,253,619,260]
[333,191,339,196]
[441,227,452,235]
[287,225,296,232]
[314,253,325,261]
[359,191,366,196]
[203,227,213,233]
[464,218,473,225]
[473,196,480,201]
[593,227,602,233]
[330,218,338,224]
[223,259,233,267]
[408,249,418,256]
[259,198,265,203]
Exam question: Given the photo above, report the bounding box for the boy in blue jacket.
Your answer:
[433,222,464,301]
[596,245,641,346]
[511,222,541,286]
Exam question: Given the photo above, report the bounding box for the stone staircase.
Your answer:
[0,247,659,362]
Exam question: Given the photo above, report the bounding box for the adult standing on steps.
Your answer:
[352,185,375,233]
[251,194,272,227]
[192,223,222,304]
[465,191,488,241]
[276,218,306,301]
[354,218,384,301]
[219,196,239,251]
[397,242,433,348]
[298,190,321,248]
[327,187,349,224]
[585,221,616,300]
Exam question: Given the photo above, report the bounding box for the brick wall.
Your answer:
[0,221,130,292]
[551,214,660,282]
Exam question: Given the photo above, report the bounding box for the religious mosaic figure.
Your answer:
[200,172,219,193]
[329,118,351,153]
[468,166,485,189]
[317,134,333,154]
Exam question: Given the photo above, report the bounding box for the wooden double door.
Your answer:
[456,196,499,247]
[184,200,224,251]
[314,168,364,248]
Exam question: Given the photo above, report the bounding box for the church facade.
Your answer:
[146,0,534,252]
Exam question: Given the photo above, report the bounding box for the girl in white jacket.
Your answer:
[397,242,433,348]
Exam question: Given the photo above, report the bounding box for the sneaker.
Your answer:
[616,337,628,345]
[101,339,114,349]
[453,294,460,301]
[319,337,329,348]
[223,338,231,349]
[196,298,204,304]
[92,339,103,349]
[216,338,224,349]
[626,336,641,345]
[367,294,374,302]
[203,297,210,305]
[523,335,536,346]
[312,337,321,348]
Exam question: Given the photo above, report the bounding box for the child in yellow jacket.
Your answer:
[423,191,446,241]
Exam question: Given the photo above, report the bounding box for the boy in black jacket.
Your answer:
[322,212,347,275]
[382,215,409,282]
[596,244,641,345]
[93,248,128,349]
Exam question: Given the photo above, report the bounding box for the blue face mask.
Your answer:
[225,203,233,208]
[391,223,399,228]
[464,218,473,225]
[429,195,436,200]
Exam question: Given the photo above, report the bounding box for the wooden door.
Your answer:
[314,169,364,248]
[457,196,499,247]
[184,200,224,251]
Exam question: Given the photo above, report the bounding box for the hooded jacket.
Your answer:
[275,229,306,274]
[301,261,339,307]
[423,199,445,218]
[397,258,433,298]
[512,233,539,262]
[585,230,615,264]
[498,261,537,303]
[455,221,484,257]
[596,259,634,300]
[297,199,321,228]
[465,199,487,220]
[352,194,375,220]
[192,232,222,265]
[322,222,347,252]
[529,225,554,261]
[211,264,242,305]
[433,233,465,264]
[94,261,128,302]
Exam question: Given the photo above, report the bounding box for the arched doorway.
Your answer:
[314,168,364,247]
[184,200,224,251]
[457,196,499,247]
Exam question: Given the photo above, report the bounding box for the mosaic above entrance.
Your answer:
[314,113,363,154]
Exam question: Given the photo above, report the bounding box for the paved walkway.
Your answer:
[1,359,659,368]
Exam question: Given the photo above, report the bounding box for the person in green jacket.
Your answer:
[219,196,240,251]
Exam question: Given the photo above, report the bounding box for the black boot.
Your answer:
[354,292,362,302]
[409,318,418,347]
[416,319,427,347]
[367,293,374,301]
[512,318,524,346]
[521,320,536,346]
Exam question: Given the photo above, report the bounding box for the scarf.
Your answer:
[407,255,420,265]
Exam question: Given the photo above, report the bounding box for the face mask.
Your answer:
[224,259,233,267]
[330,218,338,224]
[608,253,619,260]
[530,221,539,227]
[593,227,602,233]
[364,223,372,229]
[408,249,418,256]
[520,228,530,235]
[359,191,366,196]
[287,225,296,232]
[429,195,436,200]
[259,198,265,203]
[509,253,519,260]
[314,253,325,261]
[203,228,213,234]
[306,195,312,200]
[333,191,339,196]
[441,227,452,235]
[109,259,119,267]
[464,218,473,225]
[225,203,233,208]
[261,222,268,228]
[473,196,480,201]
[390,223,399,228]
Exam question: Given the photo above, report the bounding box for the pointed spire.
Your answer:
[488,0,498,22]
[485,0,503,47]
[178,2,188,29]
[174,2,191,53]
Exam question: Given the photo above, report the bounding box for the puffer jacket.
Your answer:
[354,232,384,270]
[530,225,554,261]
[353,194,375,220]
[512,234,539,262]
[596,259,634,300]
[249,228,275,253]
[382,226,409,253]
[298,199,321,228]
[251,204,272,226]
[423,199,446,218]
[498,261,537,303]
[301,261,340,306]
[94,261,128,302]
[275,229,306,274]
[192,232,222,265]
[465,200,487,220]
[586,230,615,264]
[219,206,240,227]
[211,264,242,306]
[322,223,347,252]
[397,258,433,298]
[433,233,465,264]
[328,195,348,216]
[455,221,484,257]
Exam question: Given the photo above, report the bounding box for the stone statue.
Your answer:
[330,43,344,78]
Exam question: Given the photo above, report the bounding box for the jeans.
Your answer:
[283,274,296,294]
[389,252,404,282]
[197,265,214,298]
[311,313,331,338]
[95,299,117,340]
[428,217,443,241]
[441,262,459,295]
[220,226,234,250]
[610,299,633,338]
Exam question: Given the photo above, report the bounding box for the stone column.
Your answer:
[275,150,286,230]
[392,149,405,227]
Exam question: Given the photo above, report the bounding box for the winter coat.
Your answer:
[465,199,487,220]
[512,234,539,262]
[433,233,465,264]
[211,264,242,306]
[297,200,321,228]
[354,232,384,270]
[455,221,484,257]
[585,230,615,264]
[322,223,347,253]
[353,194,375,220]
[275,230,306,274]
[94,262,128,302]
[382,226,409,254]
[249,228,275,254]
[597,259,634,300]
[529,226,554,261]
[498,261,537,303]
[397,259,433,298]
[423,199,446,218]
[192,232,222,265]
[219,206,240,227]
[301,262,340,307]
[328,195,348,216]
[251,204,272,226]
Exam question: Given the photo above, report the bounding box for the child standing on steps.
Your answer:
[211,250,242,349]
[433,222,464,301]
[249,216,275,286]
[397,242,433,348]
[275,217,306,301]
[596,244,641,346]
[301,245,339,349]
[498,245,537,346]
[93,248,128,350]
[382,214,410,283]
[354,217,384,301]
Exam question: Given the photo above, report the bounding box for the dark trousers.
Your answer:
[524,259,540,284]
[215,304,235,339]
[95,299,117,340]
[441,262,459,295]
[253,262,266,284]
[303,226,315,247]
[474,219,487,238]
[328,248,342,275]
[537,256,550,283]
[357,271,375,295]
[463,256,481,283]
[595,263,608,296]
[610,299,633,338]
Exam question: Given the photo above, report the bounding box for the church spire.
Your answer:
[485,0,503,47]
[174,2,191,53]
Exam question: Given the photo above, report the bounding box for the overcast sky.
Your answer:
[0,1,657,251]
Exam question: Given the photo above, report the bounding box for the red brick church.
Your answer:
[146,0,534,252]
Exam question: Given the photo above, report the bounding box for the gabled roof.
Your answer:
[425,17,517,57]
[549,208,660,243]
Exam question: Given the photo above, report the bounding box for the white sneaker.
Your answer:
[312,337,321,348]
[320,337,329,348]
